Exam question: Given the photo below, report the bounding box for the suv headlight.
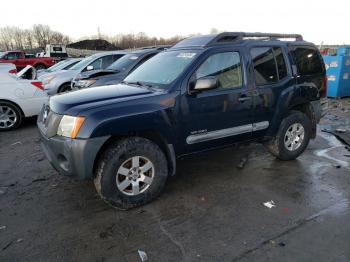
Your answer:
[42,75,56,85]
[57,115,85,138]
[77,79,96,88]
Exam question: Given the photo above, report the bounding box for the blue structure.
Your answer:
[323,46,350,97]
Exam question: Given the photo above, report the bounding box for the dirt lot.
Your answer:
[1,99,350,262]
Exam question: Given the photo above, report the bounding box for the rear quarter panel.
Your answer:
[0,75,48,117]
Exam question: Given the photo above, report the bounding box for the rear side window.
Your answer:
[251,47,288,86]
[273,47,288,80]
[251,48,278,85]
[292,47,323,75]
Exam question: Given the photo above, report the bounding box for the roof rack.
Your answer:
[207,32,303,46]
[172,32,303,49]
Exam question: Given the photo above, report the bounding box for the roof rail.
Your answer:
[206,32,303,46]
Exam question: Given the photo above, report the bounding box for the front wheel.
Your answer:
[94,137,168,210]
[264,111,311,161]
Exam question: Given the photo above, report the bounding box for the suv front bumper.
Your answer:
[39,129,109,180]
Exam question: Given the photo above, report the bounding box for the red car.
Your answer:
[0,50,56,70]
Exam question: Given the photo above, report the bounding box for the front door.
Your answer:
[180,49,254,153]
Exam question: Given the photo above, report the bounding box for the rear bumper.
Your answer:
[39,129,109,180]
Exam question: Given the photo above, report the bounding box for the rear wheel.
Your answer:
[94,137,168,210]
[0,102,22,131]
[264,111,311,160]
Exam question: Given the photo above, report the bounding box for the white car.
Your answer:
[0,63,17,75]
[0,72,48,131]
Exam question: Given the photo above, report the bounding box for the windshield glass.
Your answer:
[124,51,197,87]
[0,52,5,58]
[47,60,68,72]
[107,54,139,72]
[70,55,98,70]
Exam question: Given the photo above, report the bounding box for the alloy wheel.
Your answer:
[0,106,17,129]
[284,123,305,151]
[116,156,154,196]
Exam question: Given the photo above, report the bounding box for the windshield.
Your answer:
[47,59,79,72]
[0,52,5,58]
[70,55,98,70]
[107,54,139,72]
[124,51,197,87]
[47,60,68,72]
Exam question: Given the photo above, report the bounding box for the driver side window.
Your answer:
[195,52,243,90]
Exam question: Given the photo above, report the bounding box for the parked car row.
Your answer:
[0,46,172,131]
[36,32,328,209]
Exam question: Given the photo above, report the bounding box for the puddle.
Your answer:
[314,132,349,168]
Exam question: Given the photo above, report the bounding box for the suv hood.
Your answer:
[50,84,158,115]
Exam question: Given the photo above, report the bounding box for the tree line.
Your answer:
[0,24,187,51]
[0,24,70,50]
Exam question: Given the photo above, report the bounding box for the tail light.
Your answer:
[9,69,17,74]
[31,81,44,90]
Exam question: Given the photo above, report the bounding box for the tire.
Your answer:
[94,137,168,210]
[58,83,72,93]
[264,111,311,161]
[35,64,46,70]
[0,101,23,131]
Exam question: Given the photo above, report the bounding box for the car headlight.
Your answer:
[57,115,85,138]
[42,75,56,85]
[76,79,96,88]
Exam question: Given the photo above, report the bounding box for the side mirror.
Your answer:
[86,65,94,71]
[191,76,218,93]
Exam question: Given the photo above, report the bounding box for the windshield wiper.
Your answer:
[122,81,153,88]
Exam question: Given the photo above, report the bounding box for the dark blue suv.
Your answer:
[38,32,328,209]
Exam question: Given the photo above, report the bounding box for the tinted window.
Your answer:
[7,52,20,60]
[251,48,278,85]
[273,47,288,80]
[196,52,242,89]
[292,47,323,75]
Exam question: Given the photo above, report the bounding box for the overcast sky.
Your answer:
[1,0,347,44]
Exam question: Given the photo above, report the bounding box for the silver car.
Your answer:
[39,51,126,95]
[36,58,82,78]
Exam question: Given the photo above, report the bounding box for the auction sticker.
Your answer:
[328,75,336,81]
[177,53,196,59]
[330,61,338,67]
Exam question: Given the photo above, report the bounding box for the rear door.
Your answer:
[249,46,294,137]
[289,45,327,97]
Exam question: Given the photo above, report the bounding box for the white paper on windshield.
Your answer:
[177,53,196,59]
[130,56,139,60]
